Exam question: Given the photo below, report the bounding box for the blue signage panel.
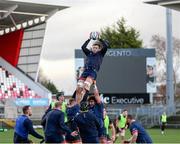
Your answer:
[15,98,49,106]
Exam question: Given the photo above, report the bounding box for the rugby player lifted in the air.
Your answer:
[75,32,110,104]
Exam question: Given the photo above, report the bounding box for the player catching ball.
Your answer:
[75,31,110,104]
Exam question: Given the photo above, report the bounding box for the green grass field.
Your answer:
[0,128,180,143]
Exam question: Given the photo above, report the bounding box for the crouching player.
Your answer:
[124,115,153,144]
[75,32,109,104]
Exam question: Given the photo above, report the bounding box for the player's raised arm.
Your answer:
[81,39,91,55]
[99,39,109,56]
[93,83,101,104]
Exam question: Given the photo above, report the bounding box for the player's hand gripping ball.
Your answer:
[90,31,100,40]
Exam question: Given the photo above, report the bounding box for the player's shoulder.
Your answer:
[86,111,97,118]
[96,102,104,107]
[130,121,139,128]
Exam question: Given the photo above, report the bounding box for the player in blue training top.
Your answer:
[14,105,44,143]
[75,32,109,104]
[73,102,101,143]
[124,114,153,144]
[87,84,107,143]
[41,102,77,143]
[66,98,81,143]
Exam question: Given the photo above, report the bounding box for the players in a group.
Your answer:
[12,30,156,144]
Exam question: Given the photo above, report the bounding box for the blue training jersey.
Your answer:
[74,111,100,141]
[81,39,108,72]
[15,115,28,138]
[89,102,104,127]
[129,121,153,143]
[67,104,80,121]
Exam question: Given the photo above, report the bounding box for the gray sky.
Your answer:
[18,0,180,95]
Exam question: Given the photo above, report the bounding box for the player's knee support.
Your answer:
[77,80,84,88]
[84,81,91,91]
[85,77,93,90]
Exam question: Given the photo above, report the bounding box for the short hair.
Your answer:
[22,105,30,114]
[56,91,64,100]
[122,109,128,112]
[92,43,101,48]
[92,40,102,48]
[88,95,97,103]
[69,98,75,105]
[127,114,134,120]
[54,101,62,108]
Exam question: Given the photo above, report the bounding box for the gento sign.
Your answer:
[106,50,132,57]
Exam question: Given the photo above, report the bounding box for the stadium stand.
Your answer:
[0,0,69,123]
[0,57,50,99]
[0,65,41,99]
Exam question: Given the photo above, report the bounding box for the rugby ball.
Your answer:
[90,31,99,40]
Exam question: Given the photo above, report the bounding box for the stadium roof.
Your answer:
[144,0,180,11]
[0,0,69,35]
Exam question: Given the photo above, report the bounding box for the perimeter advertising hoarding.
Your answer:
[15,98,49,106]
[75,48,156,94]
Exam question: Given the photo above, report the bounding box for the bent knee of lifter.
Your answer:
[76,87,83,93]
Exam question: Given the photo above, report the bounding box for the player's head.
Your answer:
[56,91,64,102]
[88,95,97,107]
[69,98,76,106]
[122,109,128,117]
[91,40,102,53]
[54,101,62,110]
[23,105,32,116]
[127,114,134,125]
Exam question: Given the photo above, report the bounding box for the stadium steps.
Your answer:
[0,57,51,100]
[0,57,51,120]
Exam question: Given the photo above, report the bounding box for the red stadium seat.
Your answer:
[0,65,42,99]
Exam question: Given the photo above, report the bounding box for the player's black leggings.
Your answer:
[161,122,166,131]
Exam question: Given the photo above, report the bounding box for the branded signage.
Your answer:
[103,94,150,104]
[106,50,132,57]
[15,98,49,106]
[75,49,156,94]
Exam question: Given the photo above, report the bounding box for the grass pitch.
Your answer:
[0,128,180,143]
